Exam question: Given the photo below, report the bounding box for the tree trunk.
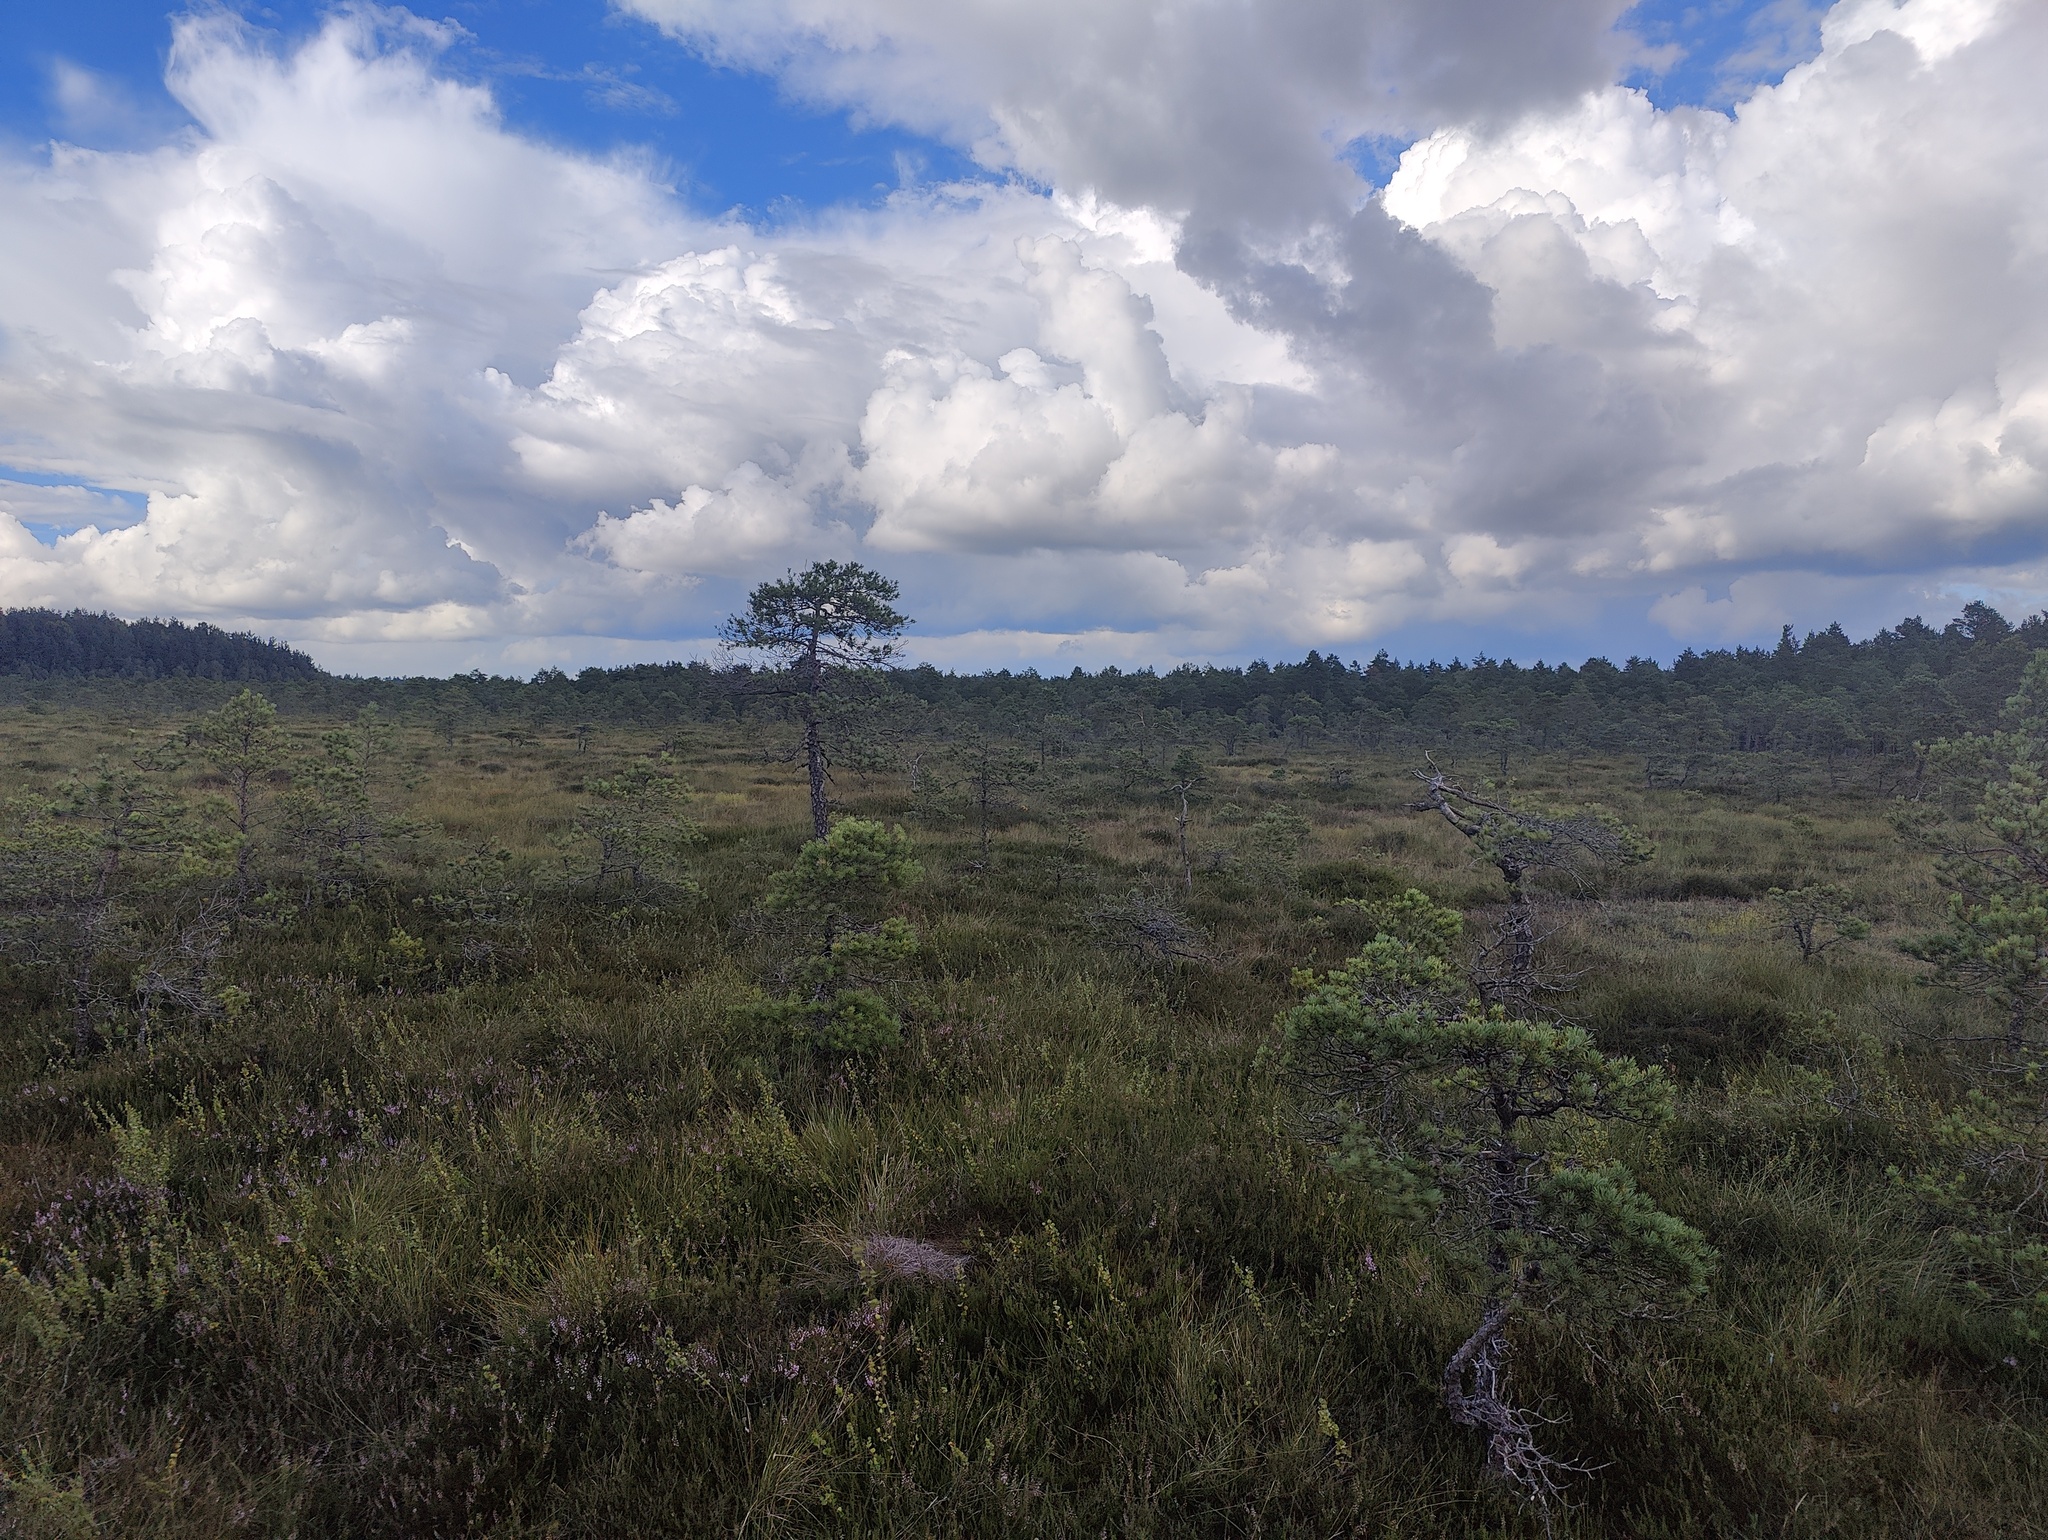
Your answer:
[1442,1292,1570,1505]
[804,709,829,840]
[802,636,831,840]
[1442,1296,1516,1464]
[233,769,255,880]
[1495,868,1537,1006]
[1176,789,1192,893]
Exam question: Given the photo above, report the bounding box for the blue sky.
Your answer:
[0,0,988,217]
[4,1,1818,216]
[0,0,2040,675]
[1624,0,1828,108]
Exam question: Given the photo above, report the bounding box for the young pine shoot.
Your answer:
[1283,890,1713,1509]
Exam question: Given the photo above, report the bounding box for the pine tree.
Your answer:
[1413,766,1650,1008]
[1283,890,1712,1504]
[757,819,921,1053]
[721,563,910,839]
[1907,652,2048,1053]
[1897,650,2048,1345]
[188,688,289,882]
[567,756,702,892]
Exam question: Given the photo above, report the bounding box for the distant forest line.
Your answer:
[5,601,2044,771]
[0,607,319,682]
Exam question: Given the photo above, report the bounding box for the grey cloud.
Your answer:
[620,0,1637,224]
[3,0,2046,673]
[1180,203,1697,548]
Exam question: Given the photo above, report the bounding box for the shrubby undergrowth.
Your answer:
[0,647,2044,1537]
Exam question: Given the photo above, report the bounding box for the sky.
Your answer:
[0,0,2042,675]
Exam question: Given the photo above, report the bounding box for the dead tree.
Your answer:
[1163,748,1203,894]
[1413,763,1649,1009]
[1090,890,1213,970]
[954,729,1033,868]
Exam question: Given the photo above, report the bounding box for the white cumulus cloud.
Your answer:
[0,0,2043,670]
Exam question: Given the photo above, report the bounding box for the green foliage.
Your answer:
[766,817,920,927]
[1336,885,1465,956]
[1911,883,2048,1030]
[1766,882,1871,962]
[0,795,105,935]
[1904,653,2048,1042]
[1891,649,2048,1353]
[1891,1081,2048,1347]
[278,706,423,902]
[59,750,230,885]
[760,819,922,1052]
[0,747,236,1051]
[186,687,288,876]
[719,561,909,675]
[0,1456,96,1540]
[566,754,702,892]
[1285,889,1712,1497]
[755,974,911,1054]
[946,727,1034,863]
[423,840,533,972]
[1284,894,1700,1260]
[1236,805,1311,890]
[5,681,2048,1538]
[1529,1163,1714,1309]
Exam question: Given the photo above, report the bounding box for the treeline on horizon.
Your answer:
[0,607,318,682]
[6,600,2043,768]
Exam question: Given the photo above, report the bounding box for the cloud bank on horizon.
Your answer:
[0,0,2044,673]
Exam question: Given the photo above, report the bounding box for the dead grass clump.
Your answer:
[860,1233,970,1282]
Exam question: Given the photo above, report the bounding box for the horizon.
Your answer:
[3,598,2028,684]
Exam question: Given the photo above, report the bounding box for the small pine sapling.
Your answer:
[187,688,289,883]
[0,791,116,1054]
[1237,805,1311,893]
[424,841,534,974]
[567,755,702,893]
[1038,768,1096,896]
[759,819,922,1053]
[1,749,235,1052]
[1765,882,1870,962]
[951,727,1034,868]
[1283,890,1713,1508]
[278,707,425,904]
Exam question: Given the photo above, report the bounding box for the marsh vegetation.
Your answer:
[1,606,2045,1537]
